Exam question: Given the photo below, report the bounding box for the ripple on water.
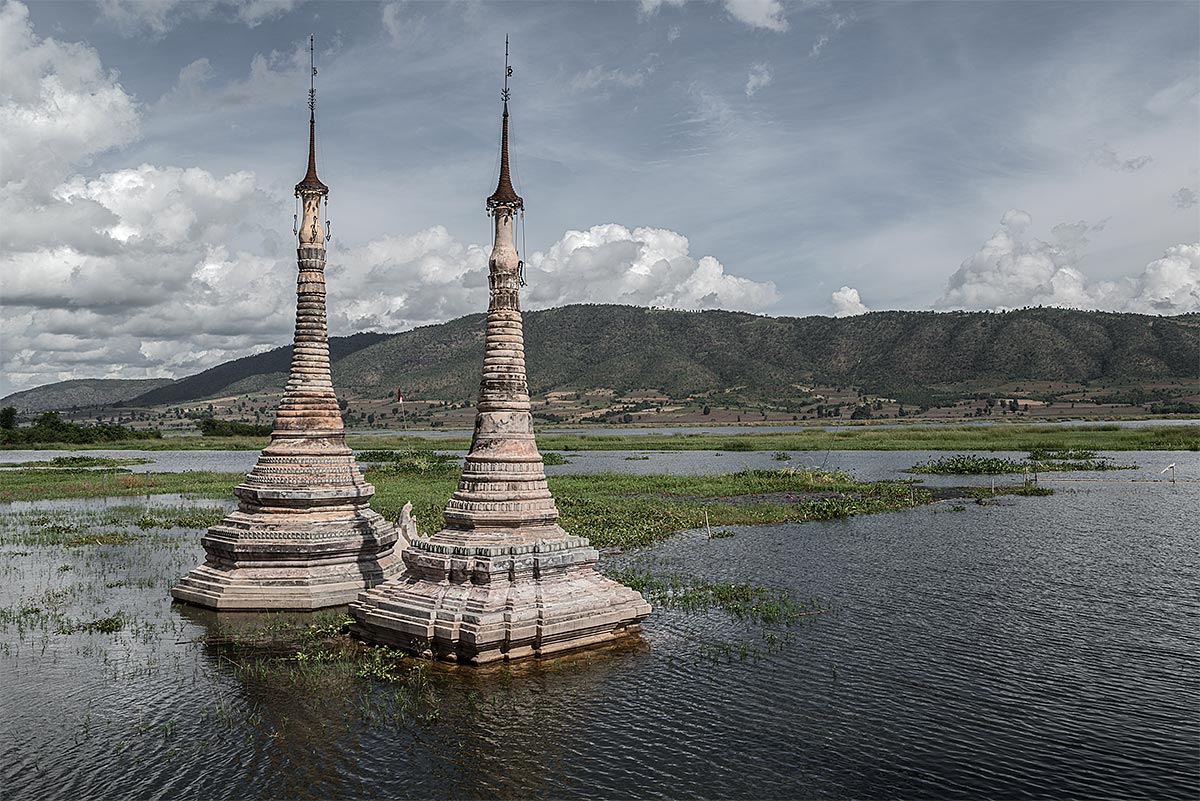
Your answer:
[0,452,1197,799]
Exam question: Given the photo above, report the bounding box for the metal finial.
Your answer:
[308,34,317,116]
[502,34,512,103]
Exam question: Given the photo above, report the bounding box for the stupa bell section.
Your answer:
[171,38,402,611]
[350,46,650,662]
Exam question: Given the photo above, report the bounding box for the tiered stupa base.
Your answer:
[172,432,403,611]
[350,524,650,664]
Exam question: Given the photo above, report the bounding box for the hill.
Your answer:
[4,306,1197,413]
[0,378,173,413]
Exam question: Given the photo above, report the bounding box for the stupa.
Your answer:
[350,42,650,663]
[171,37,402,611]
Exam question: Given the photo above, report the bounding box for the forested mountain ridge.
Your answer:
[4,306,1197,412]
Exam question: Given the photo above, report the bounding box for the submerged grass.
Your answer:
[201,613,440,722]
[606,569,827,625]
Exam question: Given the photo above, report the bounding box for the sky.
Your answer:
[1,0,1198,397]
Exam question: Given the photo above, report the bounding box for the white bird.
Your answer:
[1161,464,1176,474]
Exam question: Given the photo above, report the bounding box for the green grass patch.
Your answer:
[356,450,460,477]
[909,452,1137,474]
[541,452,569,465]
[1,465,1037,551]
[5,455,154,468]
[343,423,1199,453]
[0,468,236,503]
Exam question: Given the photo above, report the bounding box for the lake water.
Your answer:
[0,451,1196,799]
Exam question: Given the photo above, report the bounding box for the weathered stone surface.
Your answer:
[172,96,402,611]
[350,91,650,662]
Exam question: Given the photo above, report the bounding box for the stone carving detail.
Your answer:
[171,74,400,610]
[350,85,650,662]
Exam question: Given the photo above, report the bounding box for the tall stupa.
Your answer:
[350,41,650,663]
[171,37,403,611]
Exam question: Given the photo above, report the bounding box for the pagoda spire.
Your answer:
[295,34,328,197]
[486,35,522,212]
[172,35,401,611]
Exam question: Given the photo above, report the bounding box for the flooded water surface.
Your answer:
[0,452,1196,799]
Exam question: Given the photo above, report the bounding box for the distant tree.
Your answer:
[621,414,633,424]
[0,406,16,430]
[850,405,872,420]
[702,405,711,415]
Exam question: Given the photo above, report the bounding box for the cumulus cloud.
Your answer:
[327,223,778,336]
[724,0,788,32]
[937,209,1200,314]
[744,63,772,96]
[1170,187,1197,209]
[525,224,778,311]
[0,1,140,194]
[831,286,870,317]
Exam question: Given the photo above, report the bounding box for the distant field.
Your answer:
[4,423,1197,452]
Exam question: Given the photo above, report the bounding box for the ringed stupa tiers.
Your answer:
[351,42,650,663]
[171,37,402,611]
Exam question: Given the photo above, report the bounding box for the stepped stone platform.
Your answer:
[350,83,649,662]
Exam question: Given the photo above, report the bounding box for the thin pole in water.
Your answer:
[705,510,712,541]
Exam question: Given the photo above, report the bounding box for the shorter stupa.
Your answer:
[351,46,650,663]
[172,38,402,611]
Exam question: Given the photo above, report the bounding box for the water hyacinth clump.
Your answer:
[355,450,460,477]
[909,452,1137,474]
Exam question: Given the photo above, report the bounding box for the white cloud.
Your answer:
[329,223,778,336]
[0,1,140,194]
[937,209,1200,314]
[724,0,788,32]
[831,286,870,317]
[809,34,829,58]
[526,224,779,311]
[745,63,772,96]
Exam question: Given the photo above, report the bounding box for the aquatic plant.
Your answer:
[908,453,1136,474]
[358,450,460,477]
[541,452,569,465]
[606,569,828,626]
